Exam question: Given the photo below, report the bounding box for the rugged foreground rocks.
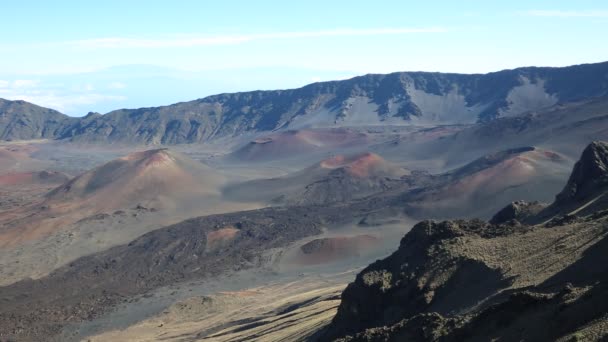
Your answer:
[322,142,608,341]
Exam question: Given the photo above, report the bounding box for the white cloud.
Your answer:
[523,10,608,18]
[108,81,127,89]
[54,27,447,49]
[0,78,126,114]
[6,93,126,113]
[13,79,40,88]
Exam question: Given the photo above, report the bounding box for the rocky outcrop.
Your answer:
[552,141,608,209]
[323,220,514,339]
[535,141,608,221]
[335,313,460,342]
[323,142,608,341]
[489,200,546,224]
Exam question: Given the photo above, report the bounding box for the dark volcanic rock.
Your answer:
[335,313,461,342]
[555,141,608,204]
[536,141,608,220]
[490,200,546,225]
[324,220,512,340]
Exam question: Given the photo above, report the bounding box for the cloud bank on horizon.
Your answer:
[0,0,606,116]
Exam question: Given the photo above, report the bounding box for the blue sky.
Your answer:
[0,0,606,115]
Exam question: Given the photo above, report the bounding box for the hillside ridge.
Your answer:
[1,61,607,144]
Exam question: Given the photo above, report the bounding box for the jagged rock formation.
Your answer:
[324,219,514,339]
[536,141,608,220]
[2,62,608,144]
[323,141,608,341]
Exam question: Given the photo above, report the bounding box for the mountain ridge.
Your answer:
[1,61,607,144]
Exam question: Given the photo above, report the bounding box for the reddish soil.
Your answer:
[320,153,392,178]
[295,234,379,265]
[206,227,240,250]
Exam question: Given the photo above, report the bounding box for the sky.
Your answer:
[0,0,607,116]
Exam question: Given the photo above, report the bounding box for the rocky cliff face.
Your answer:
[2,62,608,144]
[551,141,608,211]
[325,219,512,339]
[533,141,608,222]
[323,141,608,341]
